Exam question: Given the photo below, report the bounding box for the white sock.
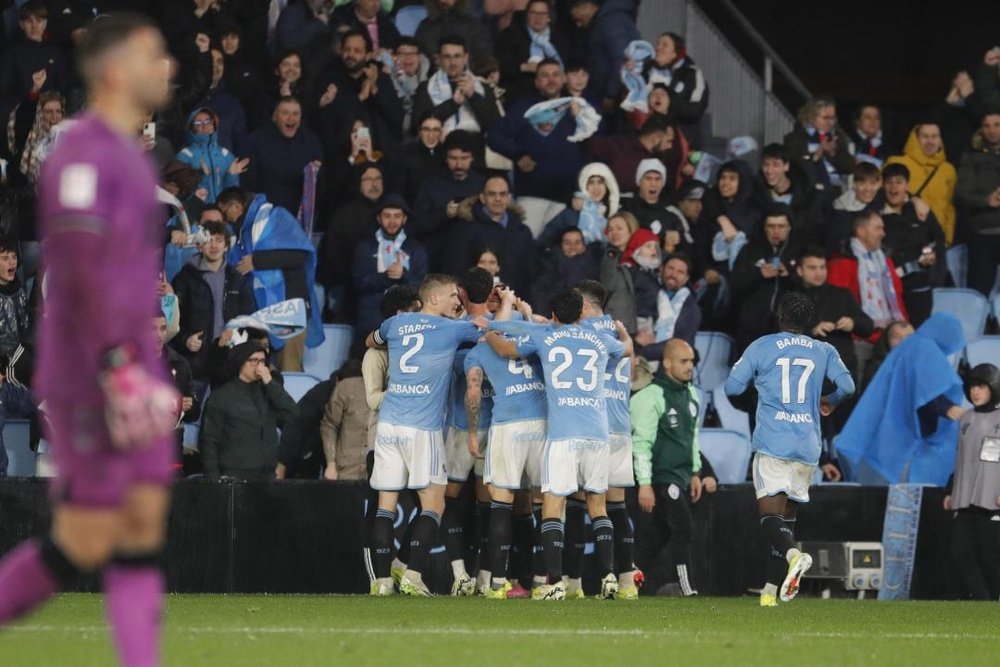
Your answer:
[451,560,468,579]
[533,575,547,586]
[785,548,802,564]
[491,576,507,589]
[566,577,582,590]
[762,583,778,597]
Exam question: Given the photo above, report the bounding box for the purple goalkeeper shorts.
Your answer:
[46,401,175,508]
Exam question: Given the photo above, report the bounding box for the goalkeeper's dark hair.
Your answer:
[461,267,495,305]
[776,291,815,334]
[551,289,583,325]
[379,285,420,320]
[574,279,607,310]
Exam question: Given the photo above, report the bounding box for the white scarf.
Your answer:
[427,67,485,132]
[376,229,410,273]
[850,237,904,329]
[655,287,691,342]
[529,27,562,67]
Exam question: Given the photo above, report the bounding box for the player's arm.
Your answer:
[723,352,754,397]
[822,346,856,409]
[465,366,485,458]
[613,319,634,358]
[484,330,520,359]
[362,349,388,411]
[494,285,516,322]
[367,317,393,349]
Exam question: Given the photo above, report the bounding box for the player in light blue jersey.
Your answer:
[576,280,642,599]
[467,287,548,598]
[724,292,855,607]
[366,274,483,596]
[490,290,633,600]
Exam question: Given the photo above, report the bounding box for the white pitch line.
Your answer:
[7,626,1000,641]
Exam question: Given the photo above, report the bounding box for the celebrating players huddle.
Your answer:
[366,270,638,600]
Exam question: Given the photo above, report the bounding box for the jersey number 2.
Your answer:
[399,333,424,373]
[776,357,815,404]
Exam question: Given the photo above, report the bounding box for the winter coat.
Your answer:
[352,232,428,334]
[401,139,445,205]
[320,375,371,480]
[0,280,30,359]
[331,3,401,50]
[175,107,240,204]
[530,248,599,316]
[0,378,35,478]
[579,0,640,101]
[448,199,538,297]
[201,82,248,153]
[643,55,709,145]
[886,128,958,245]
[795,282,874,378]
[599,246,637,334]
[0,37,69,101]
[278,378,335,479]
[826,247,909,344]
[414,2,494,63]
[826,188,881,255]
[881,201,949,292]
[954,132,1000,236]
[495,14,574,103]
[410,169,486,270]
[583,134,654,193]
[242,122,323,215]
[753,159,825,246]
[538,162,621,249]
[702,159,763,236]
[321,193,381,289]
[783,124,854,197]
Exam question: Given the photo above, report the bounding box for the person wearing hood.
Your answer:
[495,0,573,104]
[885,122,958,245]
[641,32,709,147]
[729,204,800,356]
[783,97,854,201]
[415,0,494,64]
[754,143,824,247]
[199,341,299,480]
[171,220,256,389]
[955,109,1000,296]
[530,227,598,316]
[837,313,966,486]
[351,195,428,335]
[943,363,1000,600]
[702,159,763,281]
[539,162,620,250]
[175,107,249,204]
[621,228,662,339]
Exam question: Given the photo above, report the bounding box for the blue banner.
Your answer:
[878,484,923,600]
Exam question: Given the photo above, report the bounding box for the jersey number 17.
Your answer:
[776,357,814,404]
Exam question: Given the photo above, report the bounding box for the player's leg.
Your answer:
[535,491,567,599]
[530,492,547,589]
[371,490,400,595]
[776,498,811,602]
[443,428,475,593]
[401,484,445,595]
[661,486,698,596]
[104,483,170,667]
[606,486,638,595]
[508,491,535,597]
[473,471,492,593]
[562,492,588,597]
[585,491,618,598]
[484,485,515,597]
[757,492,792,605]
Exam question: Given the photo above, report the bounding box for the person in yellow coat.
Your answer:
[886,123,958,245]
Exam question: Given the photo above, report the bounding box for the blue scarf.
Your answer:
[620,40,654,113]
[376,228,410,272]
[529,27,562,68]
[229,194,325,350]
[577,196,606,246]
[523,97,600,141]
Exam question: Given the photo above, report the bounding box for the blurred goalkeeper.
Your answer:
[0,13,181,667]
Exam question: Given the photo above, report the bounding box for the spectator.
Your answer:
[323,112,398,206]
[175,107,249,204]
[880,163,948,326]
[474,246,503,282]
[827,211,908,380]
[850,104,889,168]
[954,110,1000,295]
[171,220,257,392]
[585,117,666,194]
[221,187,325,371]
[0,350,36,478]
[563,58,597,107]
[940,70,980,166]
[274,0,334,66]
[218,20,267,128]
[619,157,676,236]
[567,0,639,112]
[152,312,199,467]
[620,227,661,339]
[530,227,597,315]
[0,2,69,101]
[636,254,700,360]
[242,95,323,215]
[402,114,446,204]
[702,160,762,273]
[859,319,914,394]
[390,38,432,135]
[449,174,537,296]
[276,372,336,480]
[0,240,29,359]
[415,0,494,64]
[826,162,883,254]
[266,50,308,120]
[199,341,299,480]
[495,0,572,103]
[411,130,486,268]
[320,359,371,481]
[331,0,401,52]
[539,162,620,250]
[412,35,500,148]
[642,32,709,146]
[754,143,824,247]
[783,97,854,199]
[630,340,714,597]
[7,90,65,186]
[661,180,706,262]
[943,363,1000,601]
[201,48,248,152]
[838,313,965,486]
[970,48,1000,118]
[487,58,588,236]
[729,205,801,355]
[599,211,639,333]
[886,122,958,246]
[352,194,429,334]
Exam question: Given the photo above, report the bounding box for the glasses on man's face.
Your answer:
[247,357,266,365]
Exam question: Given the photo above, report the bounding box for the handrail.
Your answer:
[714,0,812,101]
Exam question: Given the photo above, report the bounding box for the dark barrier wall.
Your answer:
[0,480,956,598]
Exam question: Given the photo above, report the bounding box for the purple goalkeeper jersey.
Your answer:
[35,114,167,405]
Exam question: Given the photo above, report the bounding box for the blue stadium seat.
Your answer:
[282,372,322,403]
[183,423,200,450]
[693,331,733,391]
[694,386,707,429]
[394,5,427,36]
[945,244,967,288]
[993,292,1000,322]
[966,336,1000,368]
[712,387,751,438]
[698,428,750,484]
[931,288,988,343]
[3,419,35,477]
[303,324,353,379]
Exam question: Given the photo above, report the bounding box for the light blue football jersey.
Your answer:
[465,337,546,426]
[724,332,854,465]
[494,321,623,441]
[581,315,632,436]
[377,312,481,431]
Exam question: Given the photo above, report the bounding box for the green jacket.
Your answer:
[200,378,299,480]
[630,371,701,488]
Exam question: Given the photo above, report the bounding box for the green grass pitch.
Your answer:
[2,594,999,666]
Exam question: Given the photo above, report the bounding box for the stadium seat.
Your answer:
[3,418,35,477]
[693,332,733,391]
[282,372,322,403]
[183,423,200,451]
[945,244,967,288]
[303,324,353,379]
[694,386,707,429]
[966,336,1000,368]
[993,292,1000,322]
[712,387,751,438]
[394,5,427,36]
[698,428,750,484]
[931,288,988,343]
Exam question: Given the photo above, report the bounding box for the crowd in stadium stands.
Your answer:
[0,0,997,493]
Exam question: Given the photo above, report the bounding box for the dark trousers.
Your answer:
[950,507,1000,600]
[968,233,1000,296]
[635,484,694,593]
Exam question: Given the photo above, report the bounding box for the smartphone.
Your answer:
[355,126,370,142]
[142,122,156,141]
